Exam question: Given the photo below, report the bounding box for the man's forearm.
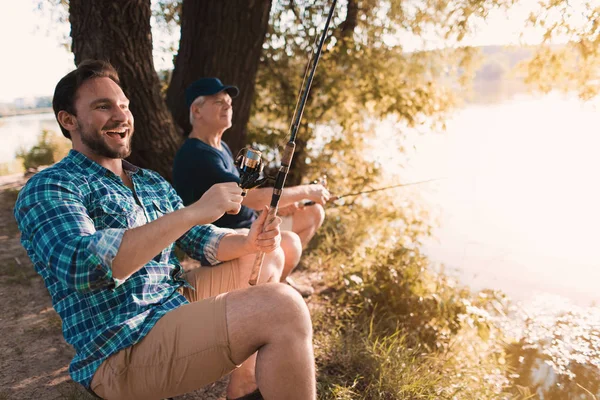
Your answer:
[243,186,308,209]
[215,233,253,261]
[112,207,197,279]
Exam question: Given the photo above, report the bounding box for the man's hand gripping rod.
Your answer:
[248,0,338,285]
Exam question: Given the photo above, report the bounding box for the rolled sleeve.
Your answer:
[87,228,126,287]
[202,226,237,265]
[178,225,236,265]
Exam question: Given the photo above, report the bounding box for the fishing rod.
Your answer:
[248,0,338,285]
[301,177,446,206]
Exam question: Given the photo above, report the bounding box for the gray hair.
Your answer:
[189,96,206,125]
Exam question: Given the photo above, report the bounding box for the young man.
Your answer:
[14,60,316,400]
[172,78,330,296]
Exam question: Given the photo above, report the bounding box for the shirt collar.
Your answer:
[67,150,143,178]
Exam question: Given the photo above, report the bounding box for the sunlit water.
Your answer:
[0,113,59,164]
[371,92,600,308]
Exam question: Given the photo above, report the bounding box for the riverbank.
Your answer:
[0,107,53,118]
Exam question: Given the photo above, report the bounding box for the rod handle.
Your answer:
[248,206,279,286]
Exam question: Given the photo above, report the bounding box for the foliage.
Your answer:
[152,0,181,71]
[305,185,600,398]
[522,0,600,99]
[250,0,493,184]
[35,0,71,51]
[16,130,70,171]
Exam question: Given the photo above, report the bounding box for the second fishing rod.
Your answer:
[301,177,445,207]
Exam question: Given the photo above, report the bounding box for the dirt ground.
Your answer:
[0,173,321,400]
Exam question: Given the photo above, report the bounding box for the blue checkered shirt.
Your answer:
[13,150,233,388]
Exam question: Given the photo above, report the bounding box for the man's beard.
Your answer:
[78,122,133,159]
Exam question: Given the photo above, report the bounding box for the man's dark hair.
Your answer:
[52,60,121,139]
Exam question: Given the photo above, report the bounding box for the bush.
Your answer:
[16,130,70,170]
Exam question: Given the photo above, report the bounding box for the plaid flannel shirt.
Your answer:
[13,150,234,388]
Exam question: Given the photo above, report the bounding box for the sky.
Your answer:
[0,0,547,104]
[0,0,73,102]
[0,0,177,103]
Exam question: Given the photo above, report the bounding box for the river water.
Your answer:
[0,112,60,164]
[369,92,600,308]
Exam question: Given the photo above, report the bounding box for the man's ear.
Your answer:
[191,103,203,119]
[57,110,78,132]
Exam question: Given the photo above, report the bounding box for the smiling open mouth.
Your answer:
[105,129,128,139]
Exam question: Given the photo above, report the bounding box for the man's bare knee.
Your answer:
[263,246,285,282]
[310,204,325,228]
[226,283,312,363]
[280,231,302,270]
[247,283,310,333]
[281,231,302,252]
[268,283,311,331]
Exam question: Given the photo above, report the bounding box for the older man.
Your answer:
[14,61,315,400]
[172,78,330,296]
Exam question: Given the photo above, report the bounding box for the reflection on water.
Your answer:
[0,113,60,164]
[502,294,600,399]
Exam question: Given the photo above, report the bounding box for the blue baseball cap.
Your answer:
[185,77,239,108]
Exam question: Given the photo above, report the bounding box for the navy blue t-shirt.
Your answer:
[172,138,257,229]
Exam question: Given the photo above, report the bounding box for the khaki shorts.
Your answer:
[90,259,244,400]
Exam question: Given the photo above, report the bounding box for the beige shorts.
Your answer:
[90,260,244,400]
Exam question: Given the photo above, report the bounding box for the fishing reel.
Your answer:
[235,147,269,196]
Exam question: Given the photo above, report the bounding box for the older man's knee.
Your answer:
[310,204,325,228]
[281,231,302,258]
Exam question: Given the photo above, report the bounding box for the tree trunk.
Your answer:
[69,0,181,181]
[166,0,272,156]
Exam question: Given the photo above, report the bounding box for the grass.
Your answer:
[316,324,448,399]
